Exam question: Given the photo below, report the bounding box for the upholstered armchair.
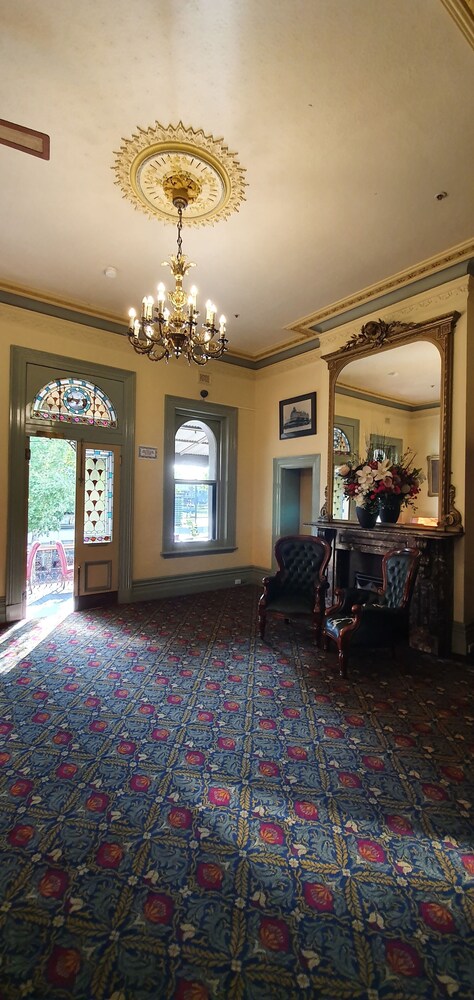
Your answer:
[323,546,421,677]
[258,535,331,642]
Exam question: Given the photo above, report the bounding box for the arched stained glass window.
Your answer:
[333,425,351,454]
[31,378,117,428]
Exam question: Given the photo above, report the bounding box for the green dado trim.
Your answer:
[0,597,6,624]
[131,567,269,603]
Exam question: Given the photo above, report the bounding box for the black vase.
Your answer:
[355,505,378,529]
[378,493,402,524]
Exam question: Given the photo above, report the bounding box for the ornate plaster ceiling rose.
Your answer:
[113,121,247,226]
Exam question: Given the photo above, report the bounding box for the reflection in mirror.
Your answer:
[333,341,440,524]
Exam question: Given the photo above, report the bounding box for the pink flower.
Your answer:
[46,946,81,989]
[196,861,224,890]
[143,891,174,924]
[259,719,277,730]
[295,801,319,821]
[197,711,213,723]
[10,778,34,798]
[259,761,280,777]
[56,762,78,779]
[151,728,170,741]
[259,917,290,952]
[86,791,109,813]
[283,708,300,719]
[386,814,414,836]
[116,740,136,755]
[53,731,73,745]
[7,823,35,847]
[303,882,334,911]
[185,750,205,766]
[259,822,285,846]
[223,701,239,712]
[385,940,422,977]
[217,737,236,750]
[89,720,107,733]
[130,774,151,792]
[209,787,231,807]
[287,746,308,761]
[38,868,69,899]
[139,703,155,715]
[167,807,193,830]
[419,901,456,933]
[357,839,386,864]
[95,842,124,869]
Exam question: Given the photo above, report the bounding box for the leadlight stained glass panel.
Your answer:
[333,426,351,454]
[83,449,114,544]
[31,378,117,427]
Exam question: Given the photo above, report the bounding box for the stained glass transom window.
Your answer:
[83,449,114,544]
[333,426,351,453]
[31,378,117,427]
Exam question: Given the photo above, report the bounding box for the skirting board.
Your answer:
[131,567,270,603]
[0,596,5,623]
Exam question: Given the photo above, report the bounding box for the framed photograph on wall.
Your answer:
[279,392,316,440]
[427,454,439,496]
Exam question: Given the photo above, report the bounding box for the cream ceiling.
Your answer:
[1,0,473,362]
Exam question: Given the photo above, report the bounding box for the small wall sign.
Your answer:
[138,446,158,459]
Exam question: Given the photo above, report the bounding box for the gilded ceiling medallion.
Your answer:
[113,121,247,226]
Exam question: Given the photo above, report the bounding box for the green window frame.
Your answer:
[162,395,237,557]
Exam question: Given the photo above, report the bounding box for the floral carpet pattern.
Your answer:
[0,585,473,999]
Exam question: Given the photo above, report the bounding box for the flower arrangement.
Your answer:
[338,448,425,511]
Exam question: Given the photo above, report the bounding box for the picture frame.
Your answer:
[427,454,439,497]
[279,392,316,440]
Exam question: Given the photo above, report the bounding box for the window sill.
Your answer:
[161,545,237,558]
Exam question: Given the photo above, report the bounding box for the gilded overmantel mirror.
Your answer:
[323,312,462,531]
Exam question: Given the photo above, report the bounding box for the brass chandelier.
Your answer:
[128,185,227,366]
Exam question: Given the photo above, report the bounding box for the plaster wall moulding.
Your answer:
[113,121,247,226]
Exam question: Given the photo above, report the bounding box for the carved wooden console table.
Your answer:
[308,521,461,657]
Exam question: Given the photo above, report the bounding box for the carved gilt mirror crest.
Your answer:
[323,312,462,530]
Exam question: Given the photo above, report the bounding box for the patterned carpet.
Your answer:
[0,585,473,999]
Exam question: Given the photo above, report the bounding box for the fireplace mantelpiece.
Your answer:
[307,521,461,656]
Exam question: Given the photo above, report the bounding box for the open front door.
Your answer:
[74,442,121,610]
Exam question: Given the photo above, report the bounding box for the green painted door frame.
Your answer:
[6,347,135,621]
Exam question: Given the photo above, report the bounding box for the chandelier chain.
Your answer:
[176,207,183,260]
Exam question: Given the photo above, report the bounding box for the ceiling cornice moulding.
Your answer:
[288,239,474,338]
[440,0,474,49]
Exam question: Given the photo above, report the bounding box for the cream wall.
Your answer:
[251,350,328,570]
[0,303,257,594]
[1,273,473,648]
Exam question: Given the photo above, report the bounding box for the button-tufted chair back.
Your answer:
[383,548,421,609]
[275,536,330,602]
[258,534,332,642]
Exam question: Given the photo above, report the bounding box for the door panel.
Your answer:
[74,443,120,610]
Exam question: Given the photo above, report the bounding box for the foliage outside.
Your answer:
[28,438,76,538]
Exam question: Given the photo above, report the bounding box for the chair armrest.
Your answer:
[327,586,382,617]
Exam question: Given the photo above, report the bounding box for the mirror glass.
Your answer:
[332,341,440,524]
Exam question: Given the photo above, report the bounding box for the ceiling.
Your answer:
[1,0,473,363]
[337,342,440,406]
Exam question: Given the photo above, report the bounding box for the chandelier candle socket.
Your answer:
[128,190,227,365]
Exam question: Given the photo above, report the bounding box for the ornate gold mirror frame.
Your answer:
[323,311,462,530]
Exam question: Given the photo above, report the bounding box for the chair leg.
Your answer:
[338,648,348,678]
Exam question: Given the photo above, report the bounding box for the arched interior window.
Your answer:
[333,425,351,454]
[174,420,217,542]
[31,378,117,427]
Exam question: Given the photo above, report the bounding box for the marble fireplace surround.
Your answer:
[310,521,460,657]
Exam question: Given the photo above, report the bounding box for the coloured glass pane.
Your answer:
[31,378,117,427]
[83,449,114,544]
[333,426,351,453]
